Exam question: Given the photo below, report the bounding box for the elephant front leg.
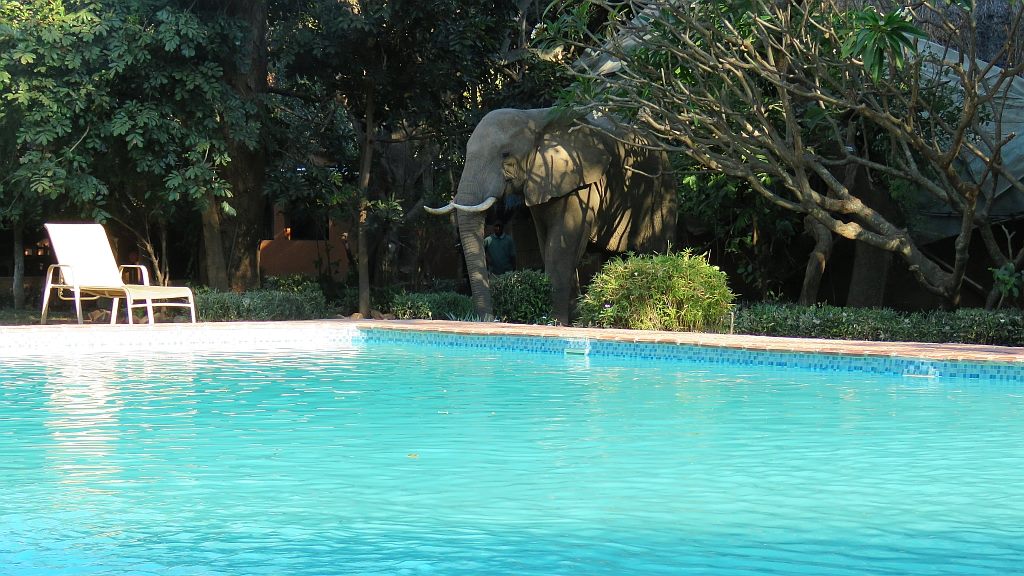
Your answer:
[548,265,576,326]
[533,196,594,326]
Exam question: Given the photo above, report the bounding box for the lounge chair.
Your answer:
[40,223,197,325]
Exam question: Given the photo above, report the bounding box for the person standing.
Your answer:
[484,221,516,275]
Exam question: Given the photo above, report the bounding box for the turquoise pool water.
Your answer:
[2,341,1023,575]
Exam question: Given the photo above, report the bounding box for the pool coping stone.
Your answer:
[357,319,1024,365]
[0,318,1020,365]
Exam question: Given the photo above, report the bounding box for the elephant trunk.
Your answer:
[457,209,493,321]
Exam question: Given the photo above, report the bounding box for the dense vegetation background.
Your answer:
[2,0,1022,332]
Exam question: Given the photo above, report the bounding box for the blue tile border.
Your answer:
[356,327,1024,384]
[2,322,1018,384]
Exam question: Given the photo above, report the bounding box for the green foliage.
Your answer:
[263,274,322,293]
[841,7,926,82]
[273,0,531,129]
[677,164,802,298]
[390,291,474,320]
[331,285,401,316]
[734,303,909,340]
[734,303,1024,347]
[194,286,329,322]
[577,251,735,332]
[492,269,553,324]
[0,1,240,207]
[990,264,1024,301]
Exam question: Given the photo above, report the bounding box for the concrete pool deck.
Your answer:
[2,318,1020,365]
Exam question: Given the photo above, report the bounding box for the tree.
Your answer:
[2,0,281,296]
[270,0,549,314]
[1,0,259,295]
[191,0,268,292]
[1,0,110,307]
[545,0,1024,307]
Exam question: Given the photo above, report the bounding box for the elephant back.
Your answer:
[589,122,677,253]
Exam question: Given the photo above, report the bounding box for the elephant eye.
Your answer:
[500,151,511,159]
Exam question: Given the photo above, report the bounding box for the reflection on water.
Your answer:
[41,356,201,494]
[44,362,124,490]
[2,347,1023,576]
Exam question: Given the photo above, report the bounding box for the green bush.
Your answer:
[195,286,330,321]
[390,291,474,320]
[492,269,553,324]
[577,251,735,331]
[733,303,1024,346]
[263,274,321,293]
[331,285,402,316]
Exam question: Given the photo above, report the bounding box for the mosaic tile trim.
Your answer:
[358,327,1024,383]
[2,322,1019,383]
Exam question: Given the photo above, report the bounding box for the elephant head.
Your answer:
[426,108,615,321]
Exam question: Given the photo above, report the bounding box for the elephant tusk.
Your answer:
[424,203,455,215]
[452,196,497,213]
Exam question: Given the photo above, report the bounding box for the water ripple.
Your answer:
[1,346,1022,574]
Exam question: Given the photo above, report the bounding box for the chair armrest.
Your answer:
[46,264,78,287]
[119,264,151,285]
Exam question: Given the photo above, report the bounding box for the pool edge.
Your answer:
[1,318,1021,368]
[354,319,1024,365]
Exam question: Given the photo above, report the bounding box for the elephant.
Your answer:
[427,107,677,324]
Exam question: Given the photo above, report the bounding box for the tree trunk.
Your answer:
[846,243,893,307]
[357,87,375,317]
[159,224,170,285]
[201,193,230,291]
[12,223,24,310]
[799,215,832,306]
[846,174,897,307]
[222,148,267,292]
[139,238,165,286]
[214,0,268,291]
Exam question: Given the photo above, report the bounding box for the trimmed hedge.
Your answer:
[734,303,1024,346]
[195,286,330,321]
[492,269,553,324]
[390,291,475,320]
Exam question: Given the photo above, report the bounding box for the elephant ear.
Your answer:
[523,123,611,207]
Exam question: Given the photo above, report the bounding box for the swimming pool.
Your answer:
[2,325,1023,575]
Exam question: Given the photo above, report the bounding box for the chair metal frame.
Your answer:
[40,224,197,325]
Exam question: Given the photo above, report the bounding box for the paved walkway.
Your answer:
[354,319,1024,364]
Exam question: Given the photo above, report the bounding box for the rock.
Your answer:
[370,309,384,320]
[349,312,364,320]
[382,313,396,320]
[88,309,110,323]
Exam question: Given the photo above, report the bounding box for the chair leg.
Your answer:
[111,298,119,325]
[145,300,155,324]
[40,284,53,325]
[73,288,84,325]
[189,295,197,323]
[126,296,134,325]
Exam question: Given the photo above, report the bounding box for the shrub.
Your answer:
[331,285,402,316]
[733,303,1024,346]
[390,291,474,320]
[263,274,321,293]
[732,302,910,340]
[195,286,329,321]
[577,251,735,331]
[492,269,553,324]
